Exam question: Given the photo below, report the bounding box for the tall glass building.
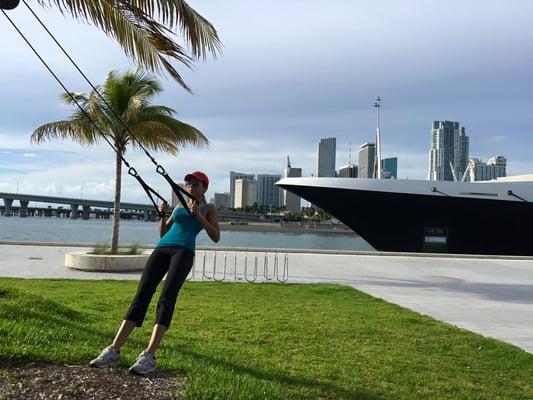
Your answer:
[428,121,469,181]
[316,137,336,177]
[381,157,398,179]
[358,143,376,178]
[255,174,282,208]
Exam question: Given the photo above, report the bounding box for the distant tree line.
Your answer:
[222,204,333,222]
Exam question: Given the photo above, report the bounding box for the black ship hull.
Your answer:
[277,179,533,256]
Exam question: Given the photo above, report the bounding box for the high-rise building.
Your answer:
[213,192,230,209]
[316,137,336,177]
[358,143,375,178]
[381,157,398,179]
[230,171,254,208]
[428,121,469,181]
[282,156,302,212]
[234,178,255,208]
[465,156,507,182]
[256,174,282,208]
[338,164,358,177]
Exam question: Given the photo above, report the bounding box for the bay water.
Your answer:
[0,217,374,251]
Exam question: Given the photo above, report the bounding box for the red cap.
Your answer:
[184,171,209,189]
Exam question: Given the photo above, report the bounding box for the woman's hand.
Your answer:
[190,201,202,217]
[158,202,168,214]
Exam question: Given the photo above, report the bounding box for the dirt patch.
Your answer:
[0,363,185,399]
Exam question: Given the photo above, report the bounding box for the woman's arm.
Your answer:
[159,204,175,238]
[193,204,220,243]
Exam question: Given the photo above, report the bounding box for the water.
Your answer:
[0,217,374,251]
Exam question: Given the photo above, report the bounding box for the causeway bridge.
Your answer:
[0,192,158,221]
[0,192,273,222]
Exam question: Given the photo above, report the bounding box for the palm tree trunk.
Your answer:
[110,149,123,254]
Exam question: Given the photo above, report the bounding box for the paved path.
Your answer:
[0,244,531,353]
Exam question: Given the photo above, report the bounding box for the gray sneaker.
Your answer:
[129,351,156,375]
[89,345,120,368]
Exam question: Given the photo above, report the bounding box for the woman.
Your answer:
[90,171,220,375]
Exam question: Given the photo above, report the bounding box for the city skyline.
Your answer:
[1,1,533,203]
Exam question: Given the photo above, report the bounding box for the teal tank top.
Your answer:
[156,205,206,252]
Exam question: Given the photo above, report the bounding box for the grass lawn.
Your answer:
[0,278,531,399]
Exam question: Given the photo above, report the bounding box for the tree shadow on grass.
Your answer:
[0,289,163,366]
[167,344,384,400]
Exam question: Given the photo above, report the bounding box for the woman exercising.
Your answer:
[90,171,220,374]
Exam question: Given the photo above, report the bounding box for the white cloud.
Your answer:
[1,0,533,203]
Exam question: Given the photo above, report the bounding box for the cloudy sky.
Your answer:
[1,0,532,203]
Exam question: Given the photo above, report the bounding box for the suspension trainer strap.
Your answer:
[127,167,167,219]
[21,0,197,210]
[1,8,172,216]
[155,165,196,216]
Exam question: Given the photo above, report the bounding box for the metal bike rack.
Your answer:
[245,253,259,283]
[263,252,276,281]
[190,250,289,283]
[212,252,227,282]
[275,253,289,283]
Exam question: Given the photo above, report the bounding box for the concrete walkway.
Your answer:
[0,243,532,353]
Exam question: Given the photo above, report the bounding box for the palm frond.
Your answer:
[127,0,222,59]
[36,0,221,90]
[130,114,208,150]
[59,92,89,108]
[31,120,100,145]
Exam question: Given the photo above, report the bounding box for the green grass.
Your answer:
[0,278,531,400]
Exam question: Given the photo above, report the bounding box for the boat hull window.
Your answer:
[423,227,448,253]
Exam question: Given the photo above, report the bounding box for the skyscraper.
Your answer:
[213,192,230,209]
[381,157,398,179]
[256,174,282,208]
[338,164,358,177]
[465,156,507,182]
[234,179,255,208]
[358,143,375,178]
[282,156,302,212]
[428,121,469,181]
[230,171,254,208]
[316,137,336,177]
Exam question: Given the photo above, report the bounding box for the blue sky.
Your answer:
[1,0,533,203]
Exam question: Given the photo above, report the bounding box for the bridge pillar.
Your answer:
[143,210,151,221]
[3,198,13,217]
[70,204,79,219]
[19,200,29,217]
[150,211,156,222]
[82,205,91,220]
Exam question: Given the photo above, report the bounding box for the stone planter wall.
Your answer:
[65,251,151,272]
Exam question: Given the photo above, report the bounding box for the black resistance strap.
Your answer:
[1,2,196,218]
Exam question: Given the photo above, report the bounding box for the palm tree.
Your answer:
[33,0,221,91]
[31,69,208,253]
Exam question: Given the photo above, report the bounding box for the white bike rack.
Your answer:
[188,250,289,283]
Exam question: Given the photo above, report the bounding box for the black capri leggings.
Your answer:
[124,246,194,328]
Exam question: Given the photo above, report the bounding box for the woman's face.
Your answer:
[185,179,206,196]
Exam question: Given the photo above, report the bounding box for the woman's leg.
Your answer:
[111,320,137,351]
[146,324,167,354]
[145,247,195,355]
[121,248,171,340]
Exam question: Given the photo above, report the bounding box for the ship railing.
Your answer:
[188,250,289,283]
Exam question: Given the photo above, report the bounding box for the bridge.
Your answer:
[0,192,158,221]
[0,192,277,222]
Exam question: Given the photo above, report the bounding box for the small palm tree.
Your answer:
[31,69,208,253]
[35,0,221,91]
